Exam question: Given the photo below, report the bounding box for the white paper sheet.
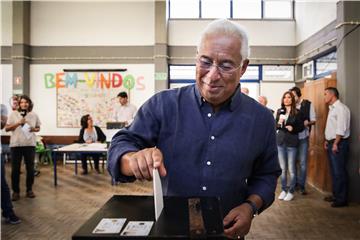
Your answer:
[21,123,32,139]
[92,218,126,234]
[153,168,164,221]
[120,221,154,236]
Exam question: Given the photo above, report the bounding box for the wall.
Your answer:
[295,1,337,45]
[30,1,154,46]
[0,64,13,108]
[168,19,295,46]
[0,1,12,46]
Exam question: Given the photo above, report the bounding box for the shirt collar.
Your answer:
[194,84,242,112]
[329,99,340,110]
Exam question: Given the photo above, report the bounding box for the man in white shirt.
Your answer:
[324,87,350,208]
[112,92,137,126]
[290,87,316,195]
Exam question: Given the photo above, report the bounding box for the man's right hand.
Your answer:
[121,147,167,181]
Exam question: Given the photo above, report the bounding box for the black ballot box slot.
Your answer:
[72,195,226,239]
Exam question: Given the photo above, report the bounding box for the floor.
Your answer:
[1,162,360,240]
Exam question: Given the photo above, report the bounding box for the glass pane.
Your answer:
[264,0,293,19]
[170,65,196,80]
[263,65,294,81]
[241,66,260,80]
[170,0,199,18]
[233,0,261,19]
[201,0,230,18]
[240,82,259,99]
[316,52,337,76]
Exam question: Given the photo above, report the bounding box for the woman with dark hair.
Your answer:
[5,95,41,201]
[78,114,106,174]
[275,91,304,201]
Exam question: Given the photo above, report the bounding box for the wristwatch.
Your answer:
[244,199,259,218]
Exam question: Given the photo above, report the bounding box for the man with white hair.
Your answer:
[108,19,280,239]
[241,87,249,95]
[258,95,274,114]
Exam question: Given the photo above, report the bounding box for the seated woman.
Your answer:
[78,114,106,174]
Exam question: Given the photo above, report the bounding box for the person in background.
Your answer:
[290,86,316,195]
[108,19,281,239]
[241,87,249,95]
[112,92,137,126]
[78,114,106,174]
[324,87,350,208]
[258,95,274,114]
[276,91,304,201]
[5,95,41,201]
[1,103,21,224]
[10,95,19,111]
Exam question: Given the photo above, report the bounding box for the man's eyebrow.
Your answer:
[199,55,211,60]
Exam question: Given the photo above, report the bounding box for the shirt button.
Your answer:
[210,136,215,140]
[207,113,212,118]
[202,186,207,191]
[206,161,211,166]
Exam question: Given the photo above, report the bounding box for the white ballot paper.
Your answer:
[153,168,164,221]
[21,123,33,139]
[120,221,154,236]
[92,218,126,234]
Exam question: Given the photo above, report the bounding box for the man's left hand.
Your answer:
[332,143,338,154]
[223,203,253,239]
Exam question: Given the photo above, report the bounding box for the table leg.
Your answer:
[75,154,78,175]
[53,151,57,186]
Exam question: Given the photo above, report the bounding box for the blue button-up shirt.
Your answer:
[108,84,281,215]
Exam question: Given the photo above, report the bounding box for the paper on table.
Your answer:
[21,123,33,139]
[120,221,154,236]
[92,218,126,234]
[153,168,163,221]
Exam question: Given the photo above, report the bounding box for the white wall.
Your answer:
[30,64,155,137]
[168,20,295,46]
[31,1,155,46]
[0,64,13,109]
[0,1,12,46]
[259,82,295,114]
[295,1,337,44]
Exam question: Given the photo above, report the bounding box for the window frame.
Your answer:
[168,0,294,20]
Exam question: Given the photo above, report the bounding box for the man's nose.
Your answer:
[206,64,221,79]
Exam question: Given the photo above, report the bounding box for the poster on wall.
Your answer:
[30,64,154,130]
[56,72,126,128]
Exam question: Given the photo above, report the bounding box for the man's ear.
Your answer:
[240,59,249,76]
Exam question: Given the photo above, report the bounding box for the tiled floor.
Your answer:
[2,163,360,240]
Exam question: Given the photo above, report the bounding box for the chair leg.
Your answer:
[88,158,93,170]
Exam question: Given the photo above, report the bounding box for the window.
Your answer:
[233,0,262,19]
[168,0,293,19]
[169,0,199,18]
[263,0,293,19]
[315,51,337,78]
[241,65,261,81]
[169,65,196,89]
[263,65,294,81]
[201,0,230,18]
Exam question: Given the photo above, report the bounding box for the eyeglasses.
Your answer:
[196,57,241,75]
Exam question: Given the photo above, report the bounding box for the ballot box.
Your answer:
[72,195,226,239]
